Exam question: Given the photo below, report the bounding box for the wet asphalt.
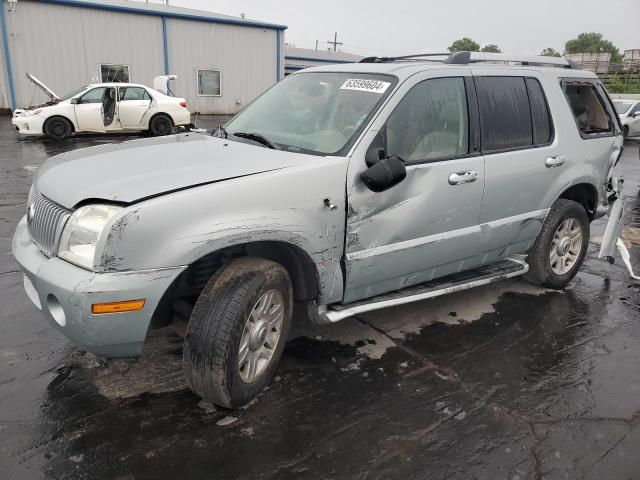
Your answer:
[1,116,640,480]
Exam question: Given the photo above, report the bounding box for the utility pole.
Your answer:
[327,32,343,52]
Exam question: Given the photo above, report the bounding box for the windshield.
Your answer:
[613,101,632,114]
[61,86,89,101]
[224,72,396,155]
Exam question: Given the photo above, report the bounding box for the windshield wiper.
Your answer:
[232,132,281,150]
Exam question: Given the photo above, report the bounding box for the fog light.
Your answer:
[92,299,145,314]
[47,294,66,327]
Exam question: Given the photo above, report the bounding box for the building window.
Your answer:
[197,69,222,96]
[101,64,130,83]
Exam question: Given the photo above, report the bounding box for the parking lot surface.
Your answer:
[1,117,640,480]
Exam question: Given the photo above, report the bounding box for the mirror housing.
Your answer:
[70,97,79,105]
[361,156,407,192]
[633,111,640,118]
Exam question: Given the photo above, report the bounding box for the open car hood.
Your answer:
[26,72,60,102]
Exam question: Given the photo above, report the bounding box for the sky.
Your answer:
[166,0,638,57]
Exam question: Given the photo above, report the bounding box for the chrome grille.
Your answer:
[27,188,70,257]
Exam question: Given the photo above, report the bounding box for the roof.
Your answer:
[36,0,287,30]
[285,47,362,64]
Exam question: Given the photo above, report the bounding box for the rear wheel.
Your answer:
[44,117,72,140]
[525,199,590,289]
[149,114,174,136]
[183,257,292,408]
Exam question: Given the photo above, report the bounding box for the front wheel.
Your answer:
[44,117,73,140]
[525,199,590,289]
[183,257,292,408]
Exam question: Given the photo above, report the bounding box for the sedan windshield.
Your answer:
[61,86,89,101]
[224,72,396,155]
[613,101,632,114]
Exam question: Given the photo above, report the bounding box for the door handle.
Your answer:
[448,170,478,185]
[545,155,565,168]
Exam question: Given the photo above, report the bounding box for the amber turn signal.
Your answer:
[91,299,145,314]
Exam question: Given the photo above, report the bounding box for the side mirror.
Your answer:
[70,97,79,104]
[361,156,407,192]
[633,111,640,118]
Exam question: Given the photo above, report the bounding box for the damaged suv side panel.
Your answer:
[96,156,348,305]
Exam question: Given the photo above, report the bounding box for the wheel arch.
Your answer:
[149,240,321,329]
[557,182,598,220]
[43,115,75,134]
[147,111,174,130]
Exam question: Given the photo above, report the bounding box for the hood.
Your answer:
[36,134,308,209]
[26,72,60,102]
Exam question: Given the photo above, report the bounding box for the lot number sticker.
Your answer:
[340,79,391,94]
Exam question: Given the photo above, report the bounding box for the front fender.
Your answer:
[96,160,348,304]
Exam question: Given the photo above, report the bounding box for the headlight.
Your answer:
[58,204,122,270]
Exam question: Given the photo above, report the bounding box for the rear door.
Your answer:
[118,86,152,128]
[472,71,565,262]
[343,71,486,302]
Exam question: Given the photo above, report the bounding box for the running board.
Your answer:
[324,258,529,323]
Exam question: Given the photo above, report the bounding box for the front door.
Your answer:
[118,86,152,128]
[74,87,108,132]
[344,73,485,303]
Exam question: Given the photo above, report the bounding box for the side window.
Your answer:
[563,82,612,136]
[385,77,469,162]
[525,78,553,145]
[119,87,150,101]
[631,103,640,115]
[78,87,107,104]
[475,76,532,151]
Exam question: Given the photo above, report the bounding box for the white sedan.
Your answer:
[612,99,640,138]
[12,73,192,140]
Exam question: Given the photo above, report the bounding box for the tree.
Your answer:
[448,37,480,53]
[540,48,562,57]
[481,44,502,53]
[564,32,622,63]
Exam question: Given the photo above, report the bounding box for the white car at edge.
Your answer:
[612,99,640,138]
[12,73,192,139]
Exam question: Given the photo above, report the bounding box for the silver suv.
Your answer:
[12,52,625,407]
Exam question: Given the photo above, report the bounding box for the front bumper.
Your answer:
[11,115,45,135]
[12,216,185,357]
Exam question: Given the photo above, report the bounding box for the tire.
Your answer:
[525,199,590,289]
[149,114,174,136]
[44,117,72,140]
[183,257,293,408]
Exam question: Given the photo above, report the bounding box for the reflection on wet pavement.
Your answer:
[1,118,639,479]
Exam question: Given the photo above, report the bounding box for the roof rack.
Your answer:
[360,51,579,69]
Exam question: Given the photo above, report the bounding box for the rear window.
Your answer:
[475,77,532,151]
[613,101,632,114]
[563,82,613,137]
